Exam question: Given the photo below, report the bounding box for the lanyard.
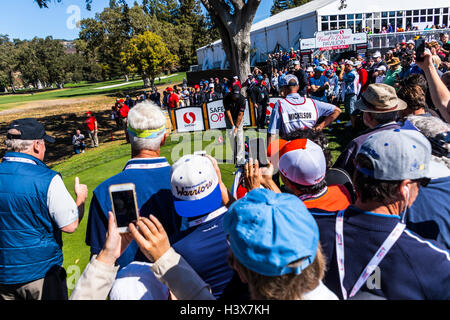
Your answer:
[124,161,170,170]
[335,210,406,299]
[188,206,227,228]
[3,157,37,165]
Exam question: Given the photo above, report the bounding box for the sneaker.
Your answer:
[81,150,85,153]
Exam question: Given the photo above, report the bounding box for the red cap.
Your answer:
[194,85,199,89]
[85,111,93,115]
[118,99,125,103]
[167,87,173,92]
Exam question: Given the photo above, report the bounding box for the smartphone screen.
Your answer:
[415,39,425,62]
[249,137,269,167]
[111,190,138,228]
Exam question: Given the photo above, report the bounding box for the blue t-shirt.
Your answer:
[171,210,235,299]
[313,206,450,300]
[309,75,329,102]
[86,157,181,267]
[406,176,450,250]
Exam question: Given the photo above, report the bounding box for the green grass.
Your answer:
[0,72,186,110]
[53,130,235,294]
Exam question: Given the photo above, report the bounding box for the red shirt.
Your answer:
[119,104,130,118]
[86,116,97,131]
[232,80,242,88]
[168,93,179,109]
[358,68,369,93]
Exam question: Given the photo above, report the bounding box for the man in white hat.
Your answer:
[368,51,387,83]
[339,60,360,128]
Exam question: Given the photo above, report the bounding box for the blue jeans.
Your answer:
[74,143,86,154]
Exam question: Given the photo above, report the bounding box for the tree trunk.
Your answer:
[143,77,151,88]
[201,0,260,96]
[36,80,43,90]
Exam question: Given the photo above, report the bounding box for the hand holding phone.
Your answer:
[415,38,426,62]
[109,183,139,233]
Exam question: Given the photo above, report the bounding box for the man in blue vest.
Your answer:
[85,101,181,268]
[0,118,88,300]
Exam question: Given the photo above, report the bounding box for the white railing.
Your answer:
[367,29,449,50]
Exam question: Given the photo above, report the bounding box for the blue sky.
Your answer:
[0,0,273,40]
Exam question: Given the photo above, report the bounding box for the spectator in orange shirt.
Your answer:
[248,138,352,213]
[85,111,99,148]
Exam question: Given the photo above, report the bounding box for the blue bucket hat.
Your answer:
[357,128,432,180]
[223,189,319,276]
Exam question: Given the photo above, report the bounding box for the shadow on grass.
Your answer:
[0,108,127,164]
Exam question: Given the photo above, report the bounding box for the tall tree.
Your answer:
[200,0,261,85]
[121,31,178,87]
[271,0,312,16]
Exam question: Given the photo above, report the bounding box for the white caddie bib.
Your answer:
[279,96,319,136]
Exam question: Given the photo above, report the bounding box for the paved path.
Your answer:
[94,74,179,90]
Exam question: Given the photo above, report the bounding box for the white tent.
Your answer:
[196,0,450,69]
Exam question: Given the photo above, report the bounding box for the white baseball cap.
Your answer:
[233,75,238,79]
[270,139,326,186]
[170,155,222,217]
[319,60,328,66]
[376,65,387,71]
[373,51,381,58]
[306,66,314,72]
[407,39,415,45]
[294,60,300,65]
[209,83,214,88]
[284,74,299,86]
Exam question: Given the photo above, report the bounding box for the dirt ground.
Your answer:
[0,82,179,165]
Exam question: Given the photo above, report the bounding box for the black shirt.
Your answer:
[223,93,246,123]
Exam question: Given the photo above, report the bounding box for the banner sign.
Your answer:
[301,29,367,51]
[206,99,252,129]
[174,106,205,133]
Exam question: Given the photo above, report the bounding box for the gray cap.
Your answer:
[284,74,299,86]
[357,129,432,181]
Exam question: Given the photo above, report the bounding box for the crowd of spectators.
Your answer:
[0,32,449,302]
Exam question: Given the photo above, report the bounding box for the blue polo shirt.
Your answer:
[171,209,235,299]
[86,157,181,267]
[313,206,450,300]
[309,75,329,102]
[406,176,450,250]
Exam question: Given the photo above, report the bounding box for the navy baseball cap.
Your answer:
[7,118,55,143]
[357,128,432,180]
[224,189,319,276]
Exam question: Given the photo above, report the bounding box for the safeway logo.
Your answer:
[183,112,196,124]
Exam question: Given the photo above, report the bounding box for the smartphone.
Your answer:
[248,137,269,167]
[415,38,426,62]
[109,183,139,233]
[194,150,207,156]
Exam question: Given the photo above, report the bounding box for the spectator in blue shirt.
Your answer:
[309,67,329,102]
[85,101,181,268]
[314,129,450,300]
[169,154,235,299]
[405,115,450,250]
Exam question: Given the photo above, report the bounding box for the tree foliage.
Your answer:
[121,31,178,86]
[270,0,313,16]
